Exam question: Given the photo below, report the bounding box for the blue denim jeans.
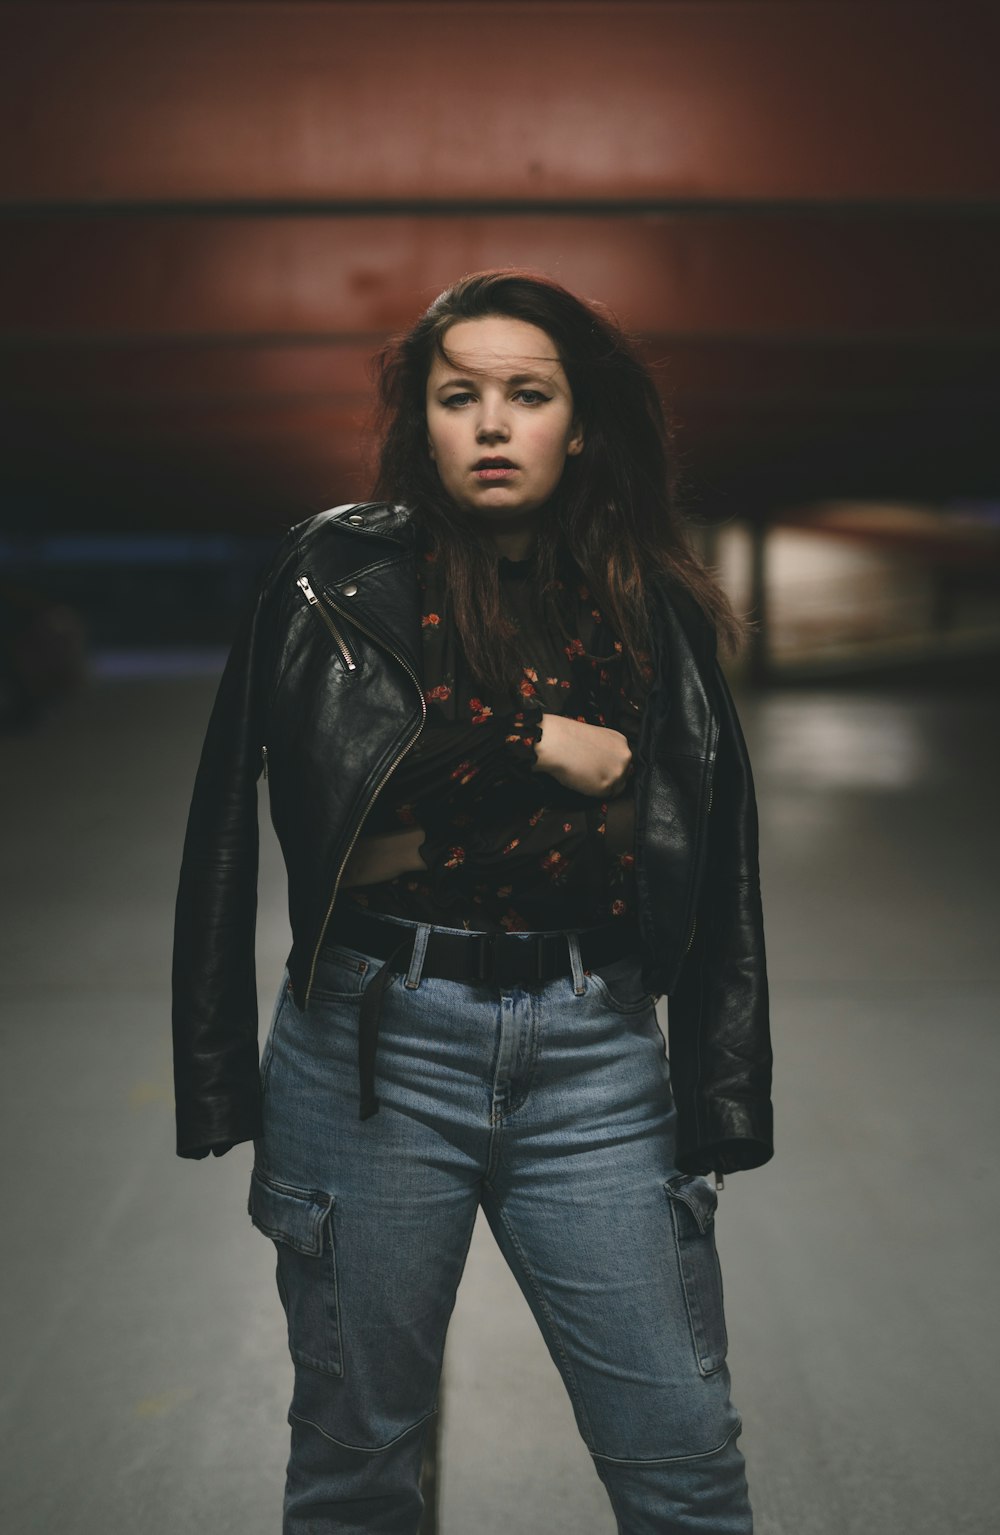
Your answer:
[250,913,752,1534]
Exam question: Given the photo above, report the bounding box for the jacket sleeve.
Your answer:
[668,660,773,1175]
[171,551,284,1159]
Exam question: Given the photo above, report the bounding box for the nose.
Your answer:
[475,398,510,443]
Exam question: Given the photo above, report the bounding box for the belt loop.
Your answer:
[404,923,431,989]
[567,931,586,996]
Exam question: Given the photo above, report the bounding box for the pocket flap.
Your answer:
[248,1168,334,1256]
[665,1173,718,1234]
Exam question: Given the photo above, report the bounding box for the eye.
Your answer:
[513,389,550,405]
[442,392,475,408]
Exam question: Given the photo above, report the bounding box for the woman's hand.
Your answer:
[531,713,633,798]
[341,825,427,888]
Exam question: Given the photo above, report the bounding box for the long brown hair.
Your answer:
[372,270,746,699]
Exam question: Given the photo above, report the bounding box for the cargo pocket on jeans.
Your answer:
[664,1173,728,1376]
[248,1167,343,1376]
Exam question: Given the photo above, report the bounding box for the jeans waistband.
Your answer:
[324,905,642,1120]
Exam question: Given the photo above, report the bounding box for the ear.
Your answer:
[567,421,585,457]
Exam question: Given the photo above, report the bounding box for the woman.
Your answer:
[172,270,772,1534]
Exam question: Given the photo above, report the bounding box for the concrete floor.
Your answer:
[1,667,998,1534]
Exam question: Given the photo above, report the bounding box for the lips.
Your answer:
[474,457,517,469]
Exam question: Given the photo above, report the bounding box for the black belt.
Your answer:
[322,905,642,1120]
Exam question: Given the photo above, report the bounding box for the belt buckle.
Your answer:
[477,932,533,989]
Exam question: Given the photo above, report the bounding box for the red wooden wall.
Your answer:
[1,1,998,529]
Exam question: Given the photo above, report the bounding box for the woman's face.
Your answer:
[425,315,584,531]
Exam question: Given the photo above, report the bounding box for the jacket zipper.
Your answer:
[296,574,358,672]
[261,745,269,780]
[304,593,427,1002]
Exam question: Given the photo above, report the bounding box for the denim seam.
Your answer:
[288,1405,437,1454]
[584,971,657,1016]
[590,1418,742,1467]
[482,1191,597,1452]
[507,993,543,1117]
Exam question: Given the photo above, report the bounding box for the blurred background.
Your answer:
[1,4,997,1534]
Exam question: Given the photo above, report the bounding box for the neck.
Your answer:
[482,507,542,561]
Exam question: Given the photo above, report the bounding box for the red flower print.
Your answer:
[519,679,537,697]
[591,608,603,624]
[523,666,539,682]
[578,583,591,600]
[422,612,441,628]
[395,803,417,825]
[562,821,573,833]
[450,760,478,785]
[528,805,548,827]
[468,697,493,725]
[599,668,611,684]
[443,846,466,869]
[422,548,439,563]
[545,676,560,686]
[496,884,512,898]
[425,683,452,703]
[618,852,636,870]
[502,837,521,856]
[559,679,571,689]
[564,638,585,660]
[613,640,623,653]
[500,908,528,932]
[611,899,627,917]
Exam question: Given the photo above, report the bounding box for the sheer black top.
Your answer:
[339,531,651,934]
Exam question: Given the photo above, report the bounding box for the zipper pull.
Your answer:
[296,574,319,605]
[261,745,269,780]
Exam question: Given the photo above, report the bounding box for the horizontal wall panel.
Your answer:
[5,336,998,412]
[3,212,998,340]
[2,3,997,204]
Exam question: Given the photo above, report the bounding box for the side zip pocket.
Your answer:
[296,573,358,673]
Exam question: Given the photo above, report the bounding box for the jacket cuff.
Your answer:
[175,1078,262,1160]
[676,1095,774,1175]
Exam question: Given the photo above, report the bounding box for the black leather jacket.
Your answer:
[172,503,772,1174]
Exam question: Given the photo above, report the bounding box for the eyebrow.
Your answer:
[434,372,555,392]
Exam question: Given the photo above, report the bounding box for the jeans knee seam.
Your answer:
[288,1405,437,1454]
[590,1418,743,1468]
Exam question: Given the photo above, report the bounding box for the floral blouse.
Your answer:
[339,530,652,934]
